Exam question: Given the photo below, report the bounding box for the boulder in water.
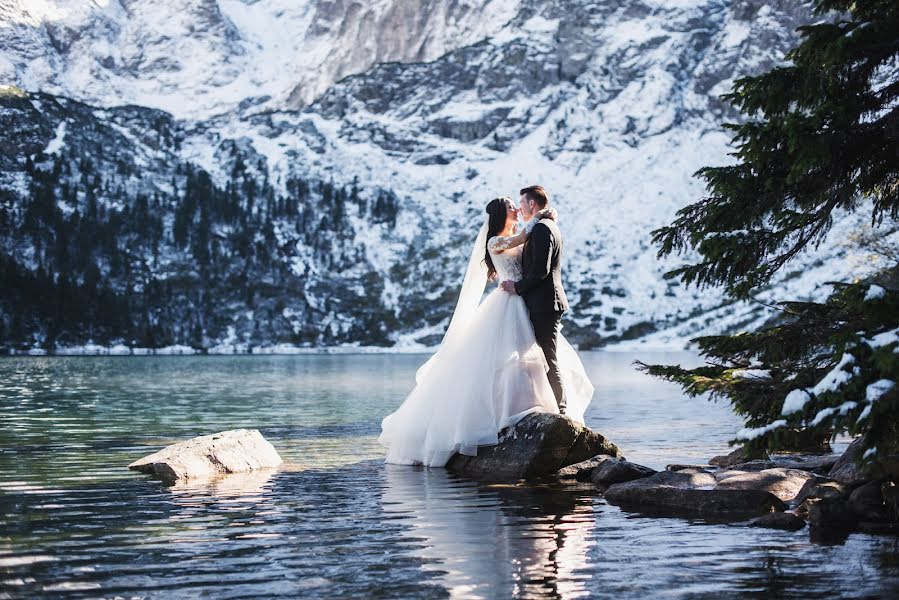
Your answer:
[556,455,616,481]
[604,468,785,517]
[749,511,806,531]
[128,429,283,482]
[714,468,815,502]
[590,458,656,486]
[446,413,621,481]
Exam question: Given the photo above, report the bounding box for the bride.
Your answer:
[378,196,594,467]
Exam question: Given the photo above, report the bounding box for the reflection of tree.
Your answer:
[380,466,595,598]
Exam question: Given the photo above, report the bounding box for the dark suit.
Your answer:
[514,218,569,411]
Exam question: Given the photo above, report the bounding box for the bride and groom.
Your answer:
[379,185,593,467]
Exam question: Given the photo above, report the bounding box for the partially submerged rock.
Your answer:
[808,497,857,529]
[775,454,840,475]
[447,413,621,481]
[128,429,283,482]
[710,446,768,467]
[828,437,872,486]
[556,455,615,481]
[793,478,848,506]
[749,511,806,531]
[849,481,891,522]
[591,458,656,486]
[603,468,785,517]
[714,468,815,502]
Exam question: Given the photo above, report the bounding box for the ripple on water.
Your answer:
[1,354,898,598]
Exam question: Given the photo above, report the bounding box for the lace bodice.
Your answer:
[488,237,524,281]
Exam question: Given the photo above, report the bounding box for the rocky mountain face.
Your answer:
[0,0,884,353]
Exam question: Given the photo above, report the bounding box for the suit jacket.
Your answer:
[514,218,569,314]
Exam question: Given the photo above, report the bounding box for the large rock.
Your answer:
[828,437,873,486]
[591,458,656,486]
[808,497,857,529]
[603,469,785,517]
[710,446,768,467]
[128,429,283,482]
[714,468,815,502]
[775,454,840,475]
[793,478,848,506]
[556,455,615,481]
[446,413,621,481]
[749,511,806,531]
[849,481,890,522]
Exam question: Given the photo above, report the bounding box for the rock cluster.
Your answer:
[446,413,621,481]
[454,415,897,536]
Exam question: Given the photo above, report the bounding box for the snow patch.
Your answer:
[735,419,786,441]
[781,388,811,415]
[811,353,855,395]
[864,284,886,301]
[866,379,895,403]
[44,120,67,155]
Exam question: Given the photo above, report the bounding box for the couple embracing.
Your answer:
[379,185,594,467]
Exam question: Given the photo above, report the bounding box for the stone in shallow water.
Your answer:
[749,511,806,531]
[556,455,615,481]
[446,413,621,481]
[793,478,848,506]
[710,446,768,467]
[590,458,656,485]
[604,469,785,517]
[774,454,839,475]
[714,468,815,502]
[128,429,283,482]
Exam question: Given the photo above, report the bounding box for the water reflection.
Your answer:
[382,465,595,599]
[1,354,898,598]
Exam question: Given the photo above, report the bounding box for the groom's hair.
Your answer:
[520,185,549,208]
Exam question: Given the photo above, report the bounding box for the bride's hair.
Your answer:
[484,196,511,281]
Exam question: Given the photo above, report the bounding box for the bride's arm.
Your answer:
[488,208,558,253]
[488,231,528,253]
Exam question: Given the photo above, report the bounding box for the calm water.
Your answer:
[1,352,897,599]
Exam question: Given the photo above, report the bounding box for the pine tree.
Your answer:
[639,0,899,460]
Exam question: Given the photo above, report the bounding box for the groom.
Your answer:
[500,185,569,413]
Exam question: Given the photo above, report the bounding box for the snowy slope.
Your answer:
[1,0,891,352]
[0,0,521,117]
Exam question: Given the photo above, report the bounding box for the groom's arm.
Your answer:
[514,222,553,296]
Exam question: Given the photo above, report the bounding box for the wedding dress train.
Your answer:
[378,223,594,467]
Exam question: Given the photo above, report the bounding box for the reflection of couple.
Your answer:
[380,465,594,598]
[379,185,594,467]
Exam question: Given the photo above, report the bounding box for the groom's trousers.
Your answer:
[529,311,566,413]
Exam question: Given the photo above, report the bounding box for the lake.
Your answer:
[1,352,897,598]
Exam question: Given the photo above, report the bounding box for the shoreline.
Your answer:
[1,341,693,357]
[0,344,690,358]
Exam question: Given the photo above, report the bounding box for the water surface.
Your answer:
[1,353,897,598]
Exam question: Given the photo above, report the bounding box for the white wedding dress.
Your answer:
[378,221,595,467]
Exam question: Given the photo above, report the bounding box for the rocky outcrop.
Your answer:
[714,468,814,502]
[793,478,848,505]
[749,511,806,531]
[603,468,785,517]
[446,413,621,481]
[128,429,283,482]
[710,446,768,467]
[590,458,656,486]
[556,455,615,482]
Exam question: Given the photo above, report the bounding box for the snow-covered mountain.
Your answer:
[0,0,889,352]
